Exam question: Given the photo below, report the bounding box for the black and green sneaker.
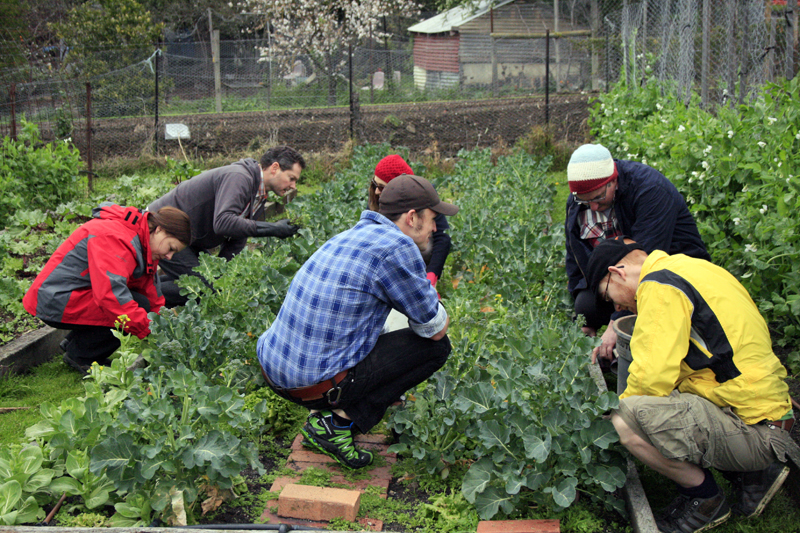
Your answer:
[300,411,374,469]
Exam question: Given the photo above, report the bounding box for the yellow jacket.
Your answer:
[621,251,791,424]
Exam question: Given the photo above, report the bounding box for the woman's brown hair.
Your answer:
[148,206,192,245]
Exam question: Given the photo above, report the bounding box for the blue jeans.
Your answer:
[269,328,451,433]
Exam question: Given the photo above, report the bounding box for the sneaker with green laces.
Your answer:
[300,411,374,469]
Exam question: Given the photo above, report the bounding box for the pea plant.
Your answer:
[590,75,800,373]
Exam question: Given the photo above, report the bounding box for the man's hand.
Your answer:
[255,219,300,239]
[431,315,450,341]
[591,320,618,364]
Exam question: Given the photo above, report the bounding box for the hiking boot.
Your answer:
[62,353,90,376]
[655,492,730,533]
[728,462,790,518]
[300,411,373,469]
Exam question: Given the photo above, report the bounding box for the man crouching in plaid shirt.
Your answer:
[257,174,458,468]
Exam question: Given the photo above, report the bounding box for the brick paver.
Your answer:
[260,431,396,531]
[477,519,561,533]
[278,483,361,522]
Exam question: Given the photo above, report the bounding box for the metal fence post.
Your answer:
[786,4,795,80]
[154,46,160,155]
[701,0,710,107]
[349,43,354,140]
[9,84,16,141]
[86,82,93,192]
[545,29,550,126]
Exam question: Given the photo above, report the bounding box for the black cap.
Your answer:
[586,236,645,294]
[378,174,459,217]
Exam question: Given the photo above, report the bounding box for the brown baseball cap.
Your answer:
[378,174,459,217]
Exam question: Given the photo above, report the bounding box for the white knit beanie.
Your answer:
[567,144,617,195]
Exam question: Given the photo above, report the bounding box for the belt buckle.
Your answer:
[326,385,343,406]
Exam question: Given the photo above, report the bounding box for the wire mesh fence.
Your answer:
[0,0,797,165]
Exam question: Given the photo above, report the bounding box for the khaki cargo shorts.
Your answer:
[615,391,792,472]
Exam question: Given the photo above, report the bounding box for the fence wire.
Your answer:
[0,0,796,163]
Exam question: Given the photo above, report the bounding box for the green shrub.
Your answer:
[0,120,85,227]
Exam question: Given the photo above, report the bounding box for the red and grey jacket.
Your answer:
[23,203,165,339]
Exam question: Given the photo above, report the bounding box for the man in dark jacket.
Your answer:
[149,145,305,307]
[565,143,710,363]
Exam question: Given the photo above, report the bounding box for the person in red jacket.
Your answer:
[23,203,192,374]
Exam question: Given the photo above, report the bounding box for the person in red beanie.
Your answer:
[370,154,452,290]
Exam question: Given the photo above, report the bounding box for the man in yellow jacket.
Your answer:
[586,237,798,533]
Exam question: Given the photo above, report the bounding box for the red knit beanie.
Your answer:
[374,154,413,182]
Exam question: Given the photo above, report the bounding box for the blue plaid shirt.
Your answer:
[257,210,447,388]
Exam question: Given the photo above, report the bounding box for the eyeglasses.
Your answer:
[600,265,624,303]
[371,179,386,192]
[573,182,612,206]
[601,273,613,302]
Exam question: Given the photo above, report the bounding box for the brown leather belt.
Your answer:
[261,366,350,402]
[765,418,795,432]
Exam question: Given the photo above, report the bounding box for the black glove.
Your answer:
[255,219,300,239]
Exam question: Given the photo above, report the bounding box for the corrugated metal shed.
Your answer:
[414,35,461,72]
[409,0,516,34]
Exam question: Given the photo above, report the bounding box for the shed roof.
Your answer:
[409,0,516,34]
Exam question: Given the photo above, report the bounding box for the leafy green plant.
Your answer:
[0,444,57,525]
[0,120,85,227]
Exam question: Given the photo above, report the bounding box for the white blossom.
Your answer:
[659,142,666,149]
[656,103,663,111]
[701,161,710,170]
[678,125,686,132]
[759,204,768,214]
[727,130,734,138]
[687,196,695,204]
[733,217,741,225]
[796,132,800,140]
[767,117,777,125]
[757,141,766,148]
[745,244,758,253]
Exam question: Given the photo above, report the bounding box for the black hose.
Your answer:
[167,524,323,531]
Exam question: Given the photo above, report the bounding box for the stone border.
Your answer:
[588,362,657,533]
[0,325,66,376]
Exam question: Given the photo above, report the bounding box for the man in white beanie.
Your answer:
[565,143,710,364]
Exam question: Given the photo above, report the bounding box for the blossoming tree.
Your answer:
[244,0,417,105]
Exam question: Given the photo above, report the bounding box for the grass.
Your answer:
[638,463,800,533]
[0,356,85,446]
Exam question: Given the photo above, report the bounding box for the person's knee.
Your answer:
[611,411,638,448]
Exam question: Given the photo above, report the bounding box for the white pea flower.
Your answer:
[742,185,749,192]
[678,125,686,132]
[615,129,621,134]
[745,244,758,253]
[702,161,710,170]
[687,196,695,204]
[659,143,666,149]
[656,103,664,111]
[767,117,777,125]
[796,132,800,140]
[614,108,619,112]
[759,204,768,214]
[778,162,782,168]
[728,130,734,138]
[757,141,766,148]
[692,171,699,177]
[620,120,626,125]
[787,178,792,184]
[688,177,694,184]
[733,217,741,225]
[642,158,648,165]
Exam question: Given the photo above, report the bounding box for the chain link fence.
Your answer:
[1,0,797,165]
[605,0,797,107]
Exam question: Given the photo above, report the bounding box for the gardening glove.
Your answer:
[255,219,300,239]
[426,272,441,300]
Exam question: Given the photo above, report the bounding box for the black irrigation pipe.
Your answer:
[155,523,323,532]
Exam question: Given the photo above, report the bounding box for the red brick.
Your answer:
[269,476,299,493]
[476,519,561,533]
[359,516,384,531]
[278,483,361,522]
